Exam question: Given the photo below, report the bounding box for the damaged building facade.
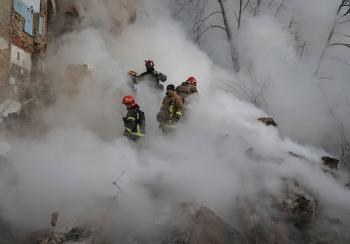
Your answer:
[0,0,48,103]
[0,0,137,120]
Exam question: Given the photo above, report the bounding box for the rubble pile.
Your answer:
[0,1,350,243]
[16,202,248,244]
[278,181,319,228]
[321,156,339,170]
[174,204,247,244]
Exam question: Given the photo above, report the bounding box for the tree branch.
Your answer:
[275,0,285,17]
[196,25,226,40]
[327,56,350,68]
[242,0,251,13]
[329,42,350,48]
[202,11,223,22]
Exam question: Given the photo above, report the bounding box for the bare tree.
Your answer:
[218,0,240,71]
[233,0,250,29]
[315,0,350,75]
[254,0,262,16]
[311,2,350,153]
[297,41,308,59]
[220,59,270,112]
[175,0,240,72]
[274,0,285,17]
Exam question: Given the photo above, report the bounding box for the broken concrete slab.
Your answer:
[288,151,306,160]
[257,117,278,127]
[176,204,247,244]
[18,224,97,244]
[18,202,247,244]
[0,99,21,119]
[321,156,339,170]
[278,180,319,229]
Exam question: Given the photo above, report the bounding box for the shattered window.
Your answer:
[13,0,41,36]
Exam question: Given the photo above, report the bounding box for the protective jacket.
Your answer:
[137,69,167,90]
[175,81,198,102]
[123,104,145,140]
[157,92,183,131]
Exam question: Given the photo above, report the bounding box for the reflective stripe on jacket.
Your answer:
[124,105,145,138]
[159,92,183,123]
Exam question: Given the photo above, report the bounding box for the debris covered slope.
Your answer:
[0,1,350,244]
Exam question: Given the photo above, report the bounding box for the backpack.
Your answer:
[176,83,191,103]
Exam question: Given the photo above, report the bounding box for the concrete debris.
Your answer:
[18,224,96,244]
[288,152,341,178]
[321,156,339,170]
[257,117,278,127]
[288,151,306,160]
[18,202,246,244]
[0,99,21,119]
[278,181,319,228]
[176,204,247,244]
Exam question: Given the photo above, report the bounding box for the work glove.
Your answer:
[175,112,182,121]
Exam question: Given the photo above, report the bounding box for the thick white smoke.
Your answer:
[172,0,350,154]
[0,0,349,239]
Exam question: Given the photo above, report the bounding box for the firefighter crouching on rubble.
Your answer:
[122,95,145,141]
[175,76,198,103]
[157,84,184,133]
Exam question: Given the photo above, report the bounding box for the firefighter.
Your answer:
[175,76,198,103]
[157,84,184,133]
[122,95,145,141]
[136,59,167,90]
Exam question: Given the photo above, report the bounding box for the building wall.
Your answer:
[1,0,48,102]
[0,0,11,100]
[10,44,32,71]
[11,0,48,53]
[0,0,11,39]
[0,37,10,100]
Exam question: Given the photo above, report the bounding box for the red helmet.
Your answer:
[145,59,155,68]
[122,95,136,106]
[186,76,197,86]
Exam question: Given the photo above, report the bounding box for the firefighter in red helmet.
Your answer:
[135,59,167,91]
[121,95,145,140]
[175,76,198,103]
